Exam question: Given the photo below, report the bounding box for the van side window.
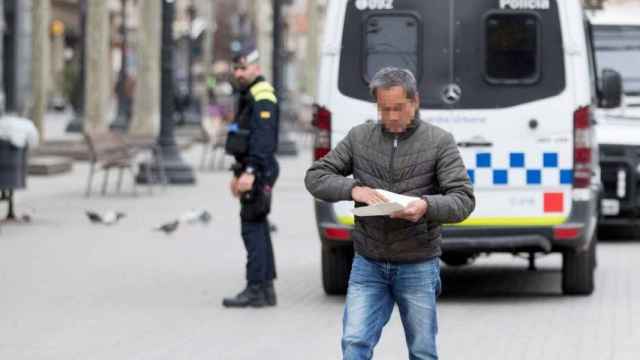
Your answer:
[364,15,420,82]
[593,25,640,96]
[485,13,540,84]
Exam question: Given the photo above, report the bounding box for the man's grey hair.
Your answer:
[369,67,418,100]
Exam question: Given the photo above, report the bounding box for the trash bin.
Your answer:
[0,115,39,220]
[0,140,27,189]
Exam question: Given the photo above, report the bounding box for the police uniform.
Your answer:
[223,72,280,308]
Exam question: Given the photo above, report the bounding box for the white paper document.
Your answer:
[351,189,420,217]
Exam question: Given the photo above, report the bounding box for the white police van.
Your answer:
[588,5,640,231]
[311,0,622,296]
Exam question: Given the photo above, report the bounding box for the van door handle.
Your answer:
[457,141,493,148]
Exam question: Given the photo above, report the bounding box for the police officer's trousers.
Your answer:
[241,219,276,284]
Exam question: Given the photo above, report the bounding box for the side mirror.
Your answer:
[599,68,623,109]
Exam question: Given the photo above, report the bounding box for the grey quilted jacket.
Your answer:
[305,120,475,262]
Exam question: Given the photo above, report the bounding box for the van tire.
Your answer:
[590,233,598,269]
[562,236,595,296]
[322,245,353,295]
[441,254,473,267]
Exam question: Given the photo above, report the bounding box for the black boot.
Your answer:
[264,281,277,306]
[222,284,267,308]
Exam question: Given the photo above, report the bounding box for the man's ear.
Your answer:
[252,63,262,75]
[412,95,420,113]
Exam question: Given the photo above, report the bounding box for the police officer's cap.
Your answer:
[232,45,260,66]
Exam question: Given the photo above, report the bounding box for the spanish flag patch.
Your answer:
[260,111,271,120]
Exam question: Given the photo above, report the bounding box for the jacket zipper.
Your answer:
[384,136,399,248]
[390,136,398,181]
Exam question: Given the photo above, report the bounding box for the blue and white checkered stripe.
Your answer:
[463,152,573,187]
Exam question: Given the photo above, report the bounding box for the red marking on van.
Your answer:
[544,193,564,213]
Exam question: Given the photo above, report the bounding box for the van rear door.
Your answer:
[331,0,575,227]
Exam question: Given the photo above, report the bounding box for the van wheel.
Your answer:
[322,245,353,295]
[590,232,598,269]
[562,236,596,295]
[441,254,473,267]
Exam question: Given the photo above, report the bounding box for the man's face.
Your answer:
[232,60,260,88]
[376,86,419,134]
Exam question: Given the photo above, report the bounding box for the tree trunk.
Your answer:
[253,0,273,82]
[84,0,110,132]
[305,0,319,99]
[31,0,50,138]
[130,0,161,136]
[12,0,33,116]
[198,0,215,116]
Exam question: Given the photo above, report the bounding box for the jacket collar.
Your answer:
[238,75,266,97]
[379,115,422,140]
[247,76,266,92]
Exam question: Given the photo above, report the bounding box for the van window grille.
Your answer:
[485,13,541,84]
[364,15,420,82]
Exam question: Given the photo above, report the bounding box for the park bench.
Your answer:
[83,131,167,197]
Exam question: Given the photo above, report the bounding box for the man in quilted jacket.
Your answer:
[305,67,475,360]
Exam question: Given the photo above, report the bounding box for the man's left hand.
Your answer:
[237,172,256,192]
[390,199,428,223]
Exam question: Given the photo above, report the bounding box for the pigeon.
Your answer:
[20,213,32,223]
[19,208,35,223]
[155,210,210,235]
[86,210,126,225]
[198,210,212,224]
[86,211,102,223]
[155,220,180,234]
[178,209,212,224]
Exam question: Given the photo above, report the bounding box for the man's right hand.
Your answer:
[351,186,389,205]
[230,177,240,198]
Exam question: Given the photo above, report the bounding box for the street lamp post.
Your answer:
[271,0,299,157]
[110,0,131,132]
[272,0,284,98]
[187,2,195,105]
[137,0,195,185]
[0,0,5,115]
[65,0,87,133]
[177,0,201,126]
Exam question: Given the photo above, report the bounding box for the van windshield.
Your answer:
[338,0,565,109]
[593,25,640,96]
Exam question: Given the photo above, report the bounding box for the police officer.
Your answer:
[223,47,279,308]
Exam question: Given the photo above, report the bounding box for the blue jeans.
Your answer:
[342,254,441,360]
